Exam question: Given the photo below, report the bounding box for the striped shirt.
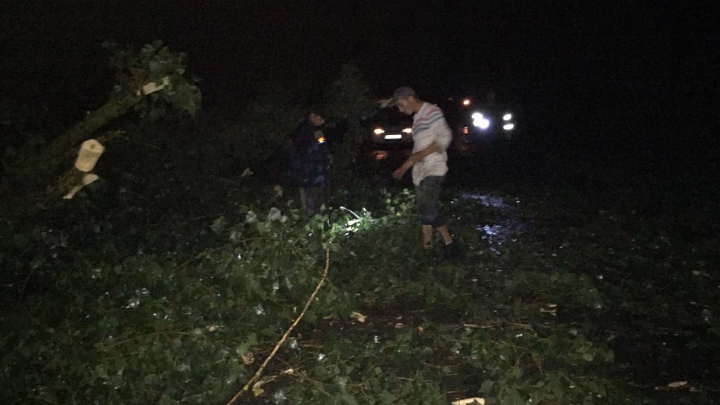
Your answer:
[411,102,453,186]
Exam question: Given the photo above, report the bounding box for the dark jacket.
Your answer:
[289,121,332,188]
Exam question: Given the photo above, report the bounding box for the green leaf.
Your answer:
[379,390,395,405]
[479,379,494,394]
[96,365,110,380]
[400,380,414,397]
[504,388,525,405]
[340,392,358,405]
[325,290,337,304]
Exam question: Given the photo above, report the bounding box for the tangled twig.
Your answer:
[226,249,331,405]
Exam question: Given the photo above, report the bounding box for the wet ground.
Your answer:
[450,190,720,402]
[456,193,527,255]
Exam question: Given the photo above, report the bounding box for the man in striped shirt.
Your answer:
[390,87,458,258]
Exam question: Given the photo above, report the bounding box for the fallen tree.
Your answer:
[11,40,202,181]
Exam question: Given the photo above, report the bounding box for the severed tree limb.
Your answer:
[12,77,172,179]
[19,93,143,179]
[45,77,169,163]
[226,249,331,405]
[49,93,142,156]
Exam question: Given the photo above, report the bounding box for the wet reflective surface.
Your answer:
[460,193,527,255]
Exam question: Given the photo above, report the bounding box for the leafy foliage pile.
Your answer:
[4,181,668,405]
[104,40,202,119]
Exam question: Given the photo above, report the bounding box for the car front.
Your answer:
[368,108,414,146]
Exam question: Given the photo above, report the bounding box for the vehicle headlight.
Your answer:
[471,112,490,130]
[373,128,385,135]
[402,127,412,134]
[503,123,515,131]
[503,113,512,121]
[473,117,490,130]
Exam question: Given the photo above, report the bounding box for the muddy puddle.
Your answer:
[458,192,528,254]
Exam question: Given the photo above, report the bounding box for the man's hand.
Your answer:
[392,142,440,181]
[378,98,394,108]
[392,163,411,180]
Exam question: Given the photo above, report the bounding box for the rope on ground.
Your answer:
[226,249,331,405]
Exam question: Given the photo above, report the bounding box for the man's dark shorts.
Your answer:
[415,175,445,228]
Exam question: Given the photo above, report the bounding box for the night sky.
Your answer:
[2,0,718,163]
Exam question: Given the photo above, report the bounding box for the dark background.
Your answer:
[2,0,718,185]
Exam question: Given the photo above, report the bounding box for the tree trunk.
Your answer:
[12,93,142,179]
[48,94,142,163]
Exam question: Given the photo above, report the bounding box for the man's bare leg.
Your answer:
[422,225,433,249]
[436,224,453,245]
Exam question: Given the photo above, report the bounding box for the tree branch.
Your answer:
[226,249,331,405]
